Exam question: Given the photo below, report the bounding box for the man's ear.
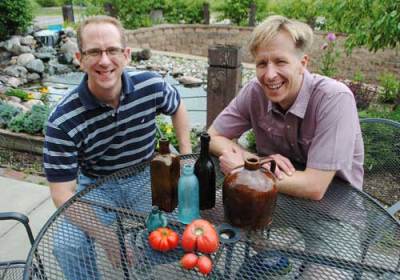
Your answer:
[124,47,132,64]
[299,54,309,74]
[75,51,82,62]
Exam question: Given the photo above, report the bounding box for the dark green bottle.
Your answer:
[194,132,216,210]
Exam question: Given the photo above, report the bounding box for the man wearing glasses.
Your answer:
[43,16,191,279]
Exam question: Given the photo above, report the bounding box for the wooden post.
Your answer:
[104,2,117,18]
[62,5,75,24]
[203,2,210,25]
[249,2,256,27]
[207,45,242,128]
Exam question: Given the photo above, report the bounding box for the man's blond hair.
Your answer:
[77,15,126,51]
[249,15,313,57]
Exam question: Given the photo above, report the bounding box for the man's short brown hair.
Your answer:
[77,15,126,51]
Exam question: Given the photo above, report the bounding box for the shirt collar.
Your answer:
[78,70,135,110]
[266,70,313,119]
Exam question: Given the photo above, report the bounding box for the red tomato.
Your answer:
[148,227,179,252]
[181,219,219,254]
[180,253,198,270]
[197,255,212,275]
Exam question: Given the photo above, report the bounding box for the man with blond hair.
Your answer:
[44,15,191,279]
[209,15,364,200]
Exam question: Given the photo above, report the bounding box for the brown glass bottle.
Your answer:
[223,157,278,230]
[194,132,216,210]
[150,138,180,212]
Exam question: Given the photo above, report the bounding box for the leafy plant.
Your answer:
[214,0,267,26]
[0,102,21,129]
[8,105,50,135]
[156,115,199,151]
[244,129,256,152]
[5,89,31,102]
[0,0,33,40]
[319,32,340,77]
[163,0,204,24]
[377,72,400,104]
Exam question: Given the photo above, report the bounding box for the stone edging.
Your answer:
[0,128,44,155]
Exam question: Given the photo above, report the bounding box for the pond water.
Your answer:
[38,71,207,127]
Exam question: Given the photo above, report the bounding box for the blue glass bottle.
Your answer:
[145,206,167,232]
[178,164,200,224]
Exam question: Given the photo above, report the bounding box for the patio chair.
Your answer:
[360,117,400,218]
[0,212,34,280]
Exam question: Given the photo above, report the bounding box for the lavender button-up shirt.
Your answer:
[213,70,364,189]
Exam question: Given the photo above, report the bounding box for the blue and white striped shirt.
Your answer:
[43,70,180,182]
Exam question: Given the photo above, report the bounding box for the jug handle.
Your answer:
[259,157,276,174]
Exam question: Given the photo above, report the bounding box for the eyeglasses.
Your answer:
[81,47,125,59]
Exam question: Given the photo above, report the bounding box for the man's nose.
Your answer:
[98,51,112,64]
[262,64,278,81]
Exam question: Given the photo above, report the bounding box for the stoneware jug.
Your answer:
[223,157,278,230]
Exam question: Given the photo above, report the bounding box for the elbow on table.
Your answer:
[307,183,329,201]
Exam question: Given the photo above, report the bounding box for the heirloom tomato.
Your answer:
[181,219,219,254]
[197,255,213,275]
[148,227,179,252]
[180,253,198,270]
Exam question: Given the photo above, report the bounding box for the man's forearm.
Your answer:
[171,103,192,154]
[276,168,335,200]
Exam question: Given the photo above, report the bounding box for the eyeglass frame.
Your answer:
[80,46,126,59]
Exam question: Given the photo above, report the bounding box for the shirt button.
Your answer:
[290,143,294,147]
[286,125,291,129]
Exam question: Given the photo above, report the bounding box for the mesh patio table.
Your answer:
[24,154,400,279]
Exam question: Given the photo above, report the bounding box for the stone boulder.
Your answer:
[26,59,45,73]
[59,38,79,64]
[17,53,35,67]
[4,65,28,78]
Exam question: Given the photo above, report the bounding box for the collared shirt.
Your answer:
[213,70,364,189]
[44,70,181,182]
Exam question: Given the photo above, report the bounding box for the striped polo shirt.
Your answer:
[43,70,180,183]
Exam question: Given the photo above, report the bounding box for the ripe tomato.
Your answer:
[148,227,179,252]
[197,255,213,275]
[180,253,198,270]
[181,219,219,254]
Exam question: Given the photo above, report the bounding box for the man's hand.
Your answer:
[219,146,245,175]
[95,227,134,268]
[263,154,295,180]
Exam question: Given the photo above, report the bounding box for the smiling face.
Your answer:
[255,31,308,110]
[76,22,131,107]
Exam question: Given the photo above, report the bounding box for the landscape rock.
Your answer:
[22,100,44,110]
[177,75,203,87]
[26,59,45,73]
[20,35,36,47]
[27,73,41,82]
[17,53,35,67]
[59,38,78,64]
[4,65,28,78]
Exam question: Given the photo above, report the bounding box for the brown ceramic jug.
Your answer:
[223,157,278,230]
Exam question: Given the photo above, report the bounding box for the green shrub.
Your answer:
[0,0,33,40]
[164,0,204,24]
[378,72,400,104]
[0,102,21,129]
[215,0,267,26]
[114,0,153,29]
[36,0,58,7]
[8,105,50,135]
[244,129,256,152]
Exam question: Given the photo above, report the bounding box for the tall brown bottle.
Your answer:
[150,138,180,212]
[194,132,216,210]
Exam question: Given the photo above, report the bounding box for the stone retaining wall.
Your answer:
[126,24,254,62]
[126,24,399,84]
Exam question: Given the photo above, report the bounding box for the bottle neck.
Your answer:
[182,164,194,175]
[159,139,170,154]
[199,133,210,158]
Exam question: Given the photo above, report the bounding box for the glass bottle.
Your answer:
[178,164,200,224]
[150,138,180,212]
[194,132,216,210]
[145,206,168,232]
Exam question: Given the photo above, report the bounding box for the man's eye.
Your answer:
[87,49,101,56]
[256,61,267,67]
[107,48,120,55]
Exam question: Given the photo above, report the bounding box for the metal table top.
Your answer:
[24,155,400,279]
